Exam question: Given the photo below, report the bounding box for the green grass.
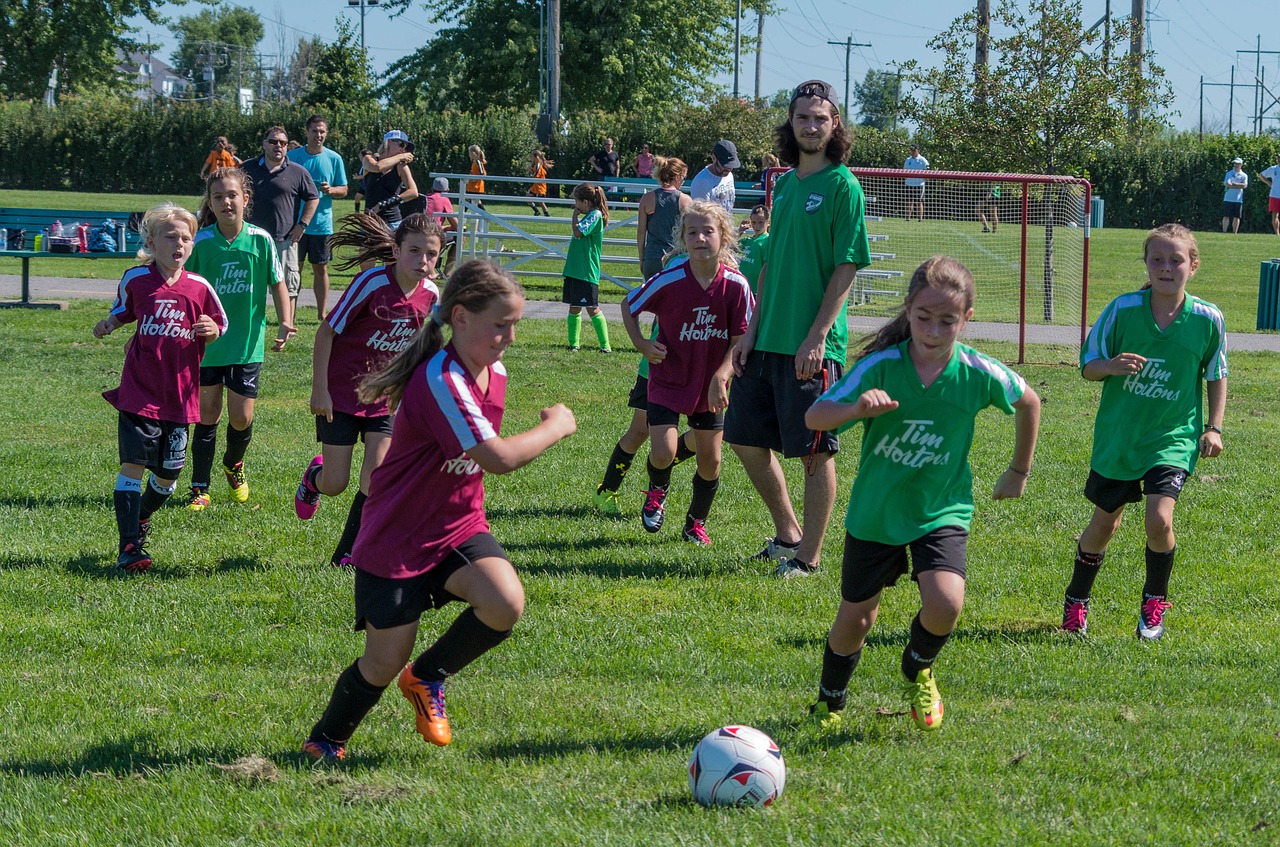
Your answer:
[1,304,1279,845]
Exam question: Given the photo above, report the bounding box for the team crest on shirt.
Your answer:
[805,193,824,213]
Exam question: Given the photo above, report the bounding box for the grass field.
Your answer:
[1,301,1279,845]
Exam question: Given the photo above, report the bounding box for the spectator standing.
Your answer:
[634,143,655,179]
[287,114,349,319]
[200,136,237,181]
[1258,153,1280,235]
[903,144,929,221]
[1222,158,1248,234]
[636,156,692,279]
[690,140,740,213]
[424,177,461,269]
[591,138,620,193]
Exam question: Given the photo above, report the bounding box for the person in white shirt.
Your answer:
[1222,157,1248,234]
[1259,153,1280,235]
[690,140,740,213]
[903,145,929,221]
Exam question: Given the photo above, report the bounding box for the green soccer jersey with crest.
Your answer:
[188,223,282,367]
[1082,288,1227,479]
[756,163,872,364]
[821,340,1026,545]
[563,209,603,284]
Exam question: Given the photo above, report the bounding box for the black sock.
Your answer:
[901,613,951,681]
[646,458,672,492]
[1142,546,1175,598]
[599,443,635,493]
[309,660,387,746]
[191,423,218,488]
[139,475,175,521]
[222,421,252,468]
[411,607,512,682]
[330,491,367,565]
[686,473,719,523]
[672,432,696,466]
[1065,546,1106,601]
[818,641,862,711]
[113,482,142,551]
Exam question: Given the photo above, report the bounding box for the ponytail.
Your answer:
[358,318,445,410]
[331,212,398,271]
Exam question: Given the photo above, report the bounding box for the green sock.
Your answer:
[567,313,582,348]
[590,311,610,350]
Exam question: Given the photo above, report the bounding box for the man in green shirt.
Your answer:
[726,79,873,578]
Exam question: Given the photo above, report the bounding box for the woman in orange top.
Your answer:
[467,145,487,210]
[199,136,237,181]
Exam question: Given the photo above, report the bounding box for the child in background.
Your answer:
[467,145,487,210]
[423,177,461,271]
[804,257,1040,731]
[184,166,292,511]
[528,150,553,217]
[199,136,236,181]
[1061,223,1227,641]
[737,203,771,293]
[302,261,576,761]
[621,200,754,545]
[562,183,612,353]
[94,204,228,571]
[294,212,444,567]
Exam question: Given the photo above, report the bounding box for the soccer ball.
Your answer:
[687,725,786,808]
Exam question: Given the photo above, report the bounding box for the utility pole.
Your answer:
[548,0,561,124]
[827,34,871,115]
[346,0,381,58]
[733,0,742,99]
[1237,39,1280,136]
[1128,0,1144,125]
[975,0,989,103]
[754,6,764,101]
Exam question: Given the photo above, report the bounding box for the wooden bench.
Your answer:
[0,207,143,309]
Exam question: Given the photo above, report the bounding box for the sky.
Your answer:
[128,0,1280,134]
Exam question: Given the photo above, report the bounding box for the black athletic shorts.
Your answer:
[1084,466,1187,514]
[627,373,649,411]
[117,410,189,477]
[723,350,840,458]
[840,527,969,604]
[561,276,600,308]
[647,400,723,431]
[298,233,332,266]
[1222,201,1243,220]
[200,362,262,399]
[353,532,508,631]
[316,410,394,446]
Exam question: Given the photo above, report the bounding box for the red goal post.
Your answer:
[764,167,1092,364]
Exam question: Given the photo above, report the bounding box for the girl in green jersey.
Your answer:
[561,183,611,352]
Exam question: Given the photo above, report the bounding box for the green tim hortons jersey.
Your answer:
[756,163,872,364]
[1082,289,1227,479]
[821,340,1025,545]
[738,230,770,294]
[188,223,283,367]
[563,209,603,284]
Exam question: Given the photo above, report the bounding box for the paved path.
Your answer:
[6,273,1280,352]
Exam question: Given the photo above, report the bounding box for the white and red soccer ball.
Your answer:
[688,725,786,808]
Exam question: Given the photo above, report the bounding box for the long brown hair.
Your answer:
[857,256,975,359]
[773,97,852,166]
[330,212,446,272]
[197,167,253,229]
[572,182,610,225]
[358,260,524,409]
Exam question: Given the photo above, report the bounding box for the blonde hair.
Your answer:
[136,203,198,264]
[1141,223,1199,290]
[468,144,486,163]
[572,183,610,225]
[197,167,253,228]
[762,152,780,169]
[673,200,739,268]
[654,156,688,187]
[358,261,524,410]
[857,256,975,358]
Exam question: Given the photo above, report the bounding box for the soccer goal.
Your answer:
[766,167,1091,365]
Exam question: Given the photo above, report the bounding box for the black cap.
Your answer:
[712,140,740,169]
[790,79,840,113]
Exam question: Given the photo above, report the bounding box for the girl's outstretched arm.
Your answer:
[805,388,898,433]
[992,387,1041,500]
[467,404,577,475]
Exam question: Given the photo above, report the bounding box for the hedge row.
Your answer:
[1,98,1276,232]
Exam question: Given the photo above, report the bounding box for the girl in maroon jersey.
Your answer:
[93,204,227,572]
[303,261,577,761]
[294,212,446,567]
[621,200,753,546]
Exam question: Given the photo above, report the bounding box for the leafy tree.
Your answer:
[898,0,1170,175]
[0,0,164,101]
[170,3,265,104]
[380,0,738,114]
[269,36,323,104]
[301,19,376,108]
[852,69,900,131]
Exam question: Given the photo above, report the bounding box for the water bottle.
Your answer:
[0,228,7,251]
[33,232,43,251]
[51,219,63,237]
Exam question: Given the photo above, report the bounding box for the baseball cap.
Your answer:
[1232,157,1244,164]
[383,129,415,153]
[790,79,840,113]
[712,140,741,169]
[432,176,449,192]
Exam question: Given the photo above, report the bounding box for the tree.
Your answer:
[898,0,1170,175]
[170,3,265,104]
[301,19,376,108]
[380,0,738,114]
[852,69,900,131]
[0,0,165,102]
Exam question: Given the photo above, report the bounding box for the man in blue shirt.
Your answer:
[287,114,348,319]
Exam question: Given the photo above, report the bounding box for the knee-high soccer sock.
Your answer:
[818,641,862,711]
[330,491,368,566]
[113,474,143,550]
[901,613,951,681]
[191,423,218,489]
[309,660,387,745]
[599,443,635,493]
[590,311,610,350]
[646,457,672,493]
[139,475,176,521]
[223,421,253,468]
[410,608,512,682]
[686,473,719,524]
[672,431,696,466]
[1143,546,1175,599]
[1065,546,1106,602]
[566,313,582,348]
